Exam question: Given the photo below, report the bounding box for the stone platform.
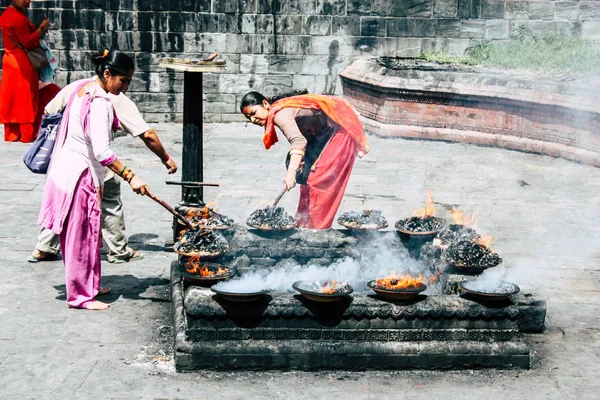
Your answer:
[171,260,546,371]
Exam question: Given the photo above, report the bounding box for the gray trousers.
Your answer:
[35,170,130,260]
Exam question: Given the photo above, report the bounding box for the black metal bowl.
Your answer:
[366,280,427,301]
[394,217,447,239]
[176,261,234,286]
[210,286,268,302]
[292,280,353,303]
[459,279,520,302]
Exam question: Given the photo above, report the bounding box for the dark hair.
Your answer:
[91,49,135,80]
[240,89,309,111]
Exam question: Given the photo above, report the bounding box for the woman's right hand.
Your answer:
[284,168,296,191]
[39,17,50,32]
[129,175,151,196]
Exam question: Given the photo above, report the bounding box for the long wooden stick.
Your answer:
[147,193,196,231]
[271,187,287,209]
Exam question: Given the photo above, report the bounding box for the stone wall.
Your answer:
[1,0,599,122]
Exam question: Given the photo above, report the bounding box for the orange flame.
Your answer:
[476,236,495,248]
[375,271,424,290]
[317,280,342,294]
[412,189,436,218]
[185,255,227,276]
[450,207,478,227]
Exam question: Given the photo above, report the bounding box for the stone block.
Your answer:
[219,73,266,94]
[373,0,409,17]
[138,12,168,32]
[378,38,399,57]
[361,17,388,37]
[258,0,273,14]
[317,0,346,16]
[461,19,486,39]
[240,54,270,74]
[198,13,219,33]
[331,16,361,36]
[414,19,438,37]
[347,0,372,15]
[183,33,228,54]
[458,0,481,19]
[167,12,197,33]
[251,34,276,54]
[302,55,346,74]
[303,16,332,35]
[485,19,509,39]
[528,2,554,20]
[262,74,295,94]
[554,2,579,21]
[505,1,529,20]
[154,33,184,52]
[213,0,240,13]
[268,55,304,74]
[434,0,458,18]
[387,18,416,37]
[221,113,248,123]
[275,15,304,35]
[242,14,257,34]
[481,1,505,19]
[409,0,434,18]
[218,13,241,34]
[580,2,600,21]
[129,93,182,113]
[257,15,275,34]
[310,36,354,55]
[281,35,313,55]
[437,19,462,38]
[204,94,236,113]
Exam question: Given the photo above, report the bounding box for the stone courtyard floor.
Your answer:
[0,122,599,399]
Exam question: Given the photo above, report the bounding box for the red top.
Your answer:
[0,6,40,53]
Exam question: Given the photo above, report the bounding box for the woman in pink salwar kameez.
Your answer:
[38,50,151,310]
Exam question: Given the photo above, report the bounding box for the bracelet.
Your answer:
[289,149,305,156]
[127,172,136,183]
[119,165,128,176]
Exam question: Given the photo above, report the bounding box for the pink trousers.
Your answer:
[58,169,102,308]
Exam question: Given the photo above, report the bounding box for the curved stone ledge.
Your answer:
[341,58,600,167]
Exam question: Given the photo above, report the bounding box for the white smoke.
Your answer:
[213,232,441,294]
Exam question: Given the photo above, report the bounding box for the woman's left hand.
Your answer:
[284,169,296,191]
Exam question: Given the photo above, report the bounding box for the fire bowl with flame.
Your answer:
[292,280,353,303]
[367,273,427,301]
[459,279,520,302]
[446,239,502,273]
[174,228,229,258]
[210,286,268,302]
[338,209,388,230]
[177,257,233,286]
[247,207,296,231]
[434,224,480,248]
[186,205,234,230]
[395,216,447,238]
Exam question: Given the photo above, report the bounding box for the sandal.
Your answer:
[27,250,59,263]
[107,248,144,264]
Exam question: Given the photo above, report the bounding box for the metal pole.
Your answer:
[181,71,204,205]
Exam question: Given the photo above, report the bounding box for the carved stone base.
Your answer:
[171,263,546,371]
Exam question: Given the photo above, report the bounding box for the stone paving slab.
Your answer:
[0,123,599,398]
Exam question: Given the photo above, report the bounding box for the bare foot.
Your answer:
[98,287,111,295]
[85,301,109,310]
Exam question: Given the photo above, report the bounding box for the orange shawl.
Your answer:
[263,94,369,152]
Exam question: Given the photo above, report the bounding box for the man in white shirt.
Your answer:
[29,77,178,263]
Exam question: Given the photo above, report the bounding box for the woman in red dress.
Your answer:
[0,0,50,142]
[241,91,369,229]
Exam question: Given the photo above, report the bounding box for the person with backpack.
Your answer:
[38,49,151,310]
[29,58,177,264]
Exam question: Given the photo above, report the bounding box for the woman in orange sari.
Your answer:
[241,91,369,229]
[0,0,50,142]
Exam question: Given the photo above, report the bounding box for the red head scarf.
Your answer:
[263,94,369,153]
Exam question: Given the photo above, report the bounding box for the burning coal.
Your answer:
[373,271,425,290]
[446,239,502,270]
[186,206,234,230]
[338,209,388,229]
[396,216,446,233]
[435,224,480,246]
[246,207,296,230]
[174,229,229,255]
